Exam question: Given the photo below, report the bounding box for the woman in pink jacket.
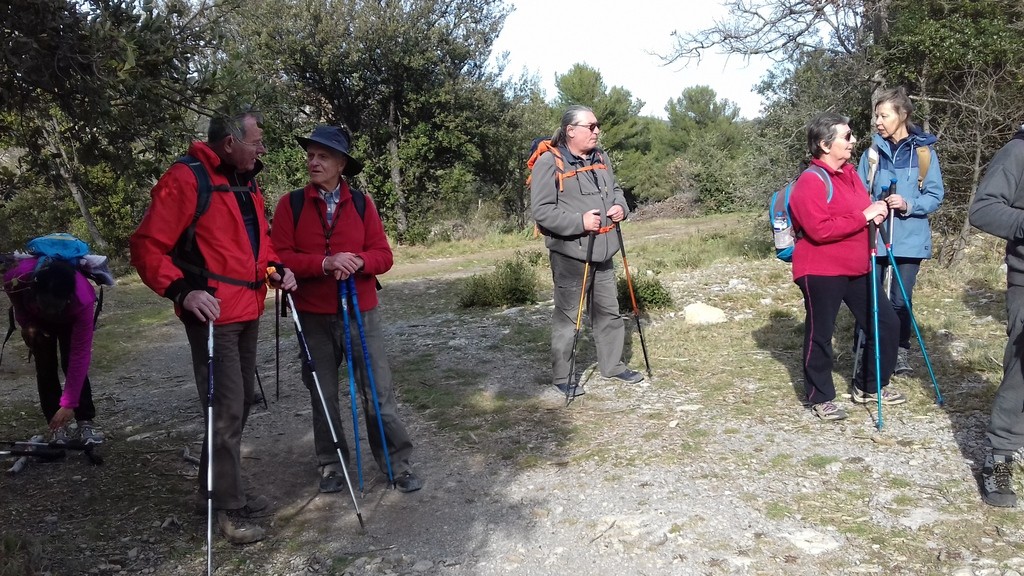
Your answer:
[788,112,906,422]
[3,258,103,443]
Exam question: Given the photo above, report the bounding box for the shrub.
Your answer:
[617,272,673,312]
[458,251,539,308]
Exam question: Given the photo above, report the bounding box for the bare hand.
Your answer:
[885,194,908,212]
[582,209,602,232]
[269,267,297,291]
[49,407,74,431]
[608,205,625,222]
[182,290,220,322]
[863,200,888,224]
[324,253,364,280]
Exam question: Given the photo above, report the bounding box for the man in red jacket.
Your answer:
[130,109,296,544]
[272,125,422,494]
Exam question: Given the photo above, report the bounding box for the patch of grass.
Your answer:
[1,533,43,576]
[458,251,540,308]
[617,272,673,311]
[763,501,795,520]
[803,454,840,469]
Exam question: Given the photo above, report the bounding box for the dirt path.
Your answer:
[1,229,1021,576]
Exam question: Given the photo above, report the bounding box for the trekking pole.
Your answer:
[205,320,215,575]
[566,233,596,405]
[254,367,268,410]
[344,276,395,486]
[338,280,364,492]
[275,288,280,402]
[283,290,364,527]
[614,222,651,377]
[868,222,884,430]
[882,179,897,296]
[885,250,944,406]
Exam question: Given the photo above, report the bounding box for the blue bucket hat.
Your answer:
[296,125,364,177]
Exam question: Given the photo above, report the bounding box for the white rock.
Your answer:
[781,529,841,555]
[683,303,727,325]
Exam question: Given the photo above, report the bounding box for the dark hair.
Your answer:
[208,108,264,143]
[806,112,851,158]
[32,259,76,318]
[874,87,915,130]
[551,105,594,147]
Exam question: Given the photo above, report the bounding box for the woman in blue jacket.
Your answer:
[856,87,945,376]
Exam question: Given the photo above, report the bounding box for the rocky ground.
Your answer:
[3,220,1024,576]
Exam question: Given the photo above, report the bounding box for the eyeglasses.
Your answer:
[237,138,265,149]
[836,131,854,141]
[571,122,601,132]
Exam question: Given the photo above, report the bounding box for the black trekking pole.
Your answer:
[338,280,365,492]
[283,290,364,527]
[614,222,651,377]
[205,320,215,575]
[565,233,596,405]
[254,367,268,410]
[344,276,395,487]
[885,250,944,406]
[868,222,884,430]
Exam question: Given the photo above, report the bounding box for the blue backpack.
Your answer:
[26,233,90,270]
[768,166,832,262]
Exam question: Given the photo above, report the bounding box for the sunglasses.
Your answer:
[571,122,601,132]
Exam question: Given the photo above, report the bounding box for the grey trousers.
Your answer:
[549,251,626,385]
[296,307,413,477]
[184,319,258,510]
[988,285,1024,455]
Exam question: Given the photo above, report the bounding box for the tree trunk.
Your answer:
[943,128,985,267]
[388,100,408,239]
[42,118,109,250]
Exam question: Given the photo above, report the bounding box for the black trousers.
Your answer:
[796,274,899,404]
[34,325,95,423]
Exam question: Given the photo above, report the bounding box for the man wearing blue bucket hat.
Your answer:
[272,124,423,494]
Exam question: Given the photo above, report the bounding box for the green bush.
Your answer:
[617,272,673,312]
[458,251,539,308]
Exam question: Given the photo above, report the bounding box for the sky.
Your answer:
[489,0,775,119]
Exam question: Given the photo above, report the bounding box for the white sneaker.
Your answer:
[78,420,105,445]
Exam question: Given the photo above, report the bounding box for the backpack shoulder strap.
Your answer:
[289,188,305,229]
[350,187,367,220]
[0,306,14,367]
[866,144,880,192]
[805,165,833,202]
[915,145,931,190]
[175,155,213,254]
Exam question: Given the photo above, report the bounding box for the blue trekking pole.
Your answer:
[345,276,395,486]
[885,252,944,406]
[338,280,364,492]
[868,221,884,430]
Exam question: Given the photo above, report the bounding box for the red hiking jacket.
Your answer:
[130,142,278,324]
[271,182,392,314]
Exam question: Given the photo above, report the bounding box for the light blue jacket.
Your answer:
[856,127,945,258]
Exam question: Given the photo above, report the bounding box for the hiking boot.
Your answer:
[216,510,265,545]
[394,471,424,493]
[554,382,585,398]
[608,369,644,384]
[51,424,73,445]
[981,453,1017,508]
[811,401,847,421]
[894,347,913,376]
[77,420,105,445]
[319,464,348,494]
[851,387,907,405]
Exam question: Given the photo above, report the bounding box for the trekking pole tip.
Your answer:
[356,513,365,529]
